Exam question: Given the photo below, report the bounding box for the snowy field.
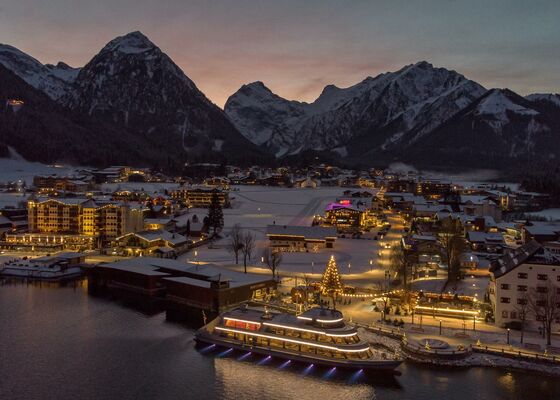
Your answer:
[179,186,395,285]
[0,157,78,184]
[526,208,560,221]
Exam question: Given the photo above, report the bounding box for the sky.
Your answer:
[0,0,559,107]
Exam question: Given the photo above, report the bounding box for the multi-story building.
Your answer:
[3,198,144,250]
[489,240,560,329]
[170,187,229,208]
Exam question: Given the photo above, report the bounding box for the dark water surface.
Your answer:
[0,280,557,400]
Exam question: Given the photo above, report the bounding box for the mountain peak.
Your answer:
[101,31,156,55]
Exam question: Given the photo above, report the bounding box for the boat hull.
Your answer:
[195,330,402,372]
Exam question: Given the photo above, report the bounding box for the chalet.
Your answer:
[466,231,506,253]
[523,223,560,244]
[112,230,189,257]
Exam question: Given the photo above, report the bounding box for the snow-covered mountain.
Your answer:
[402,88,560,168]
[63,31,262,164]
[225,61,486,157]
[0,44,76,100]
[526,93,560,108]
[0,32,266,167]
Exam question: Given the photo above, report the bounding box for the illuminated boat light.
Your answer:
[297,316,344,324]
[349,368,364,382]
[200,344,216,353]
[237,352,252,361]
[214,327,370,353]
[257,355,272,365]
[278,360,291,369]
[217,348,233,357]
[323,367,337,379]
[262,321,357,337]
[224,317,262,326]
[303,363,314,375]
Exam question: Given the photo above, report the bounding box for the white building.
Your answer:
[489,240,560,329]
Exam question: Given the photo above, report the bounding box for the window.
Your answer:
[517,285,527,292]
[510,311,517,319]
[537,274,548,280]
[536,286,548,293]
[537,300,546,307]
[502,311,508,318]
[500,284,510,290]
[517,298,528,305]
[500,297,510,303]
[518,272,528,279]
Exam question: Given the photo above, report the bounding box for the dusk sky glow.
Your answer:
[1,0,559,107]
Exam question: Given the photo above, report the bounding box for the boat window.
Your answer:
[284,342,299,351]
[300,332,314,340]
[317,348,332,358]
[300,345,312,353]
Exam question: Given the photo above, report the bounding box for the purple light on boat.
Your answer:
[200,344,216,353]
[257,355,272,365]
[349,368,364,383]
[278,360,291,369]
[217,348,233,357]
[303,364,314,375]
[323,367,337,379]
[237,352,252,361]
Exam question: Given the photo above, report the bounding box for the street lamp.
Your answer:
[507,328,510,345]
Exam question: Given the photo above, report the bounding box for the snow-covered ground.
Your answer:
[526,208,560,221]
[179,186,397,282]
[0,157,78,185]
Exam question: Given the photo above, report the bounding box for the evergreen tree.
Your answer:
[320,256,344,309]
[206,192,224,235]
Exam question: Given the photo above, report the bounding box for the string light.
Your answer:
[320,255,344,295]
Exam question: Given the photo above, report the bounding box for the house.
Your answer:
[266,225,337,252]
[523,223,560,244]
[112,230,189,257]
[324,203,364,233]
[460,195,502,222]
[489,240,560,329]
[466,231,506,253]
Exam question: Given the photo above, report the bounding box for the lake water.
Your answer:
[0,279,558,400]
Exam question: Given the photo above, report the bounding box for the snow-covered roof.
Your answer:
[266,225,337,240]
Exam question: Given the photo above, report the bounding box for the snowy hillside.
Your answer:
[0,44,73,100]
[225,61,487,156]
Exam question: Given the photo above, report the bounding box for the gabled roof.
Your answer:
[490,240,560,278]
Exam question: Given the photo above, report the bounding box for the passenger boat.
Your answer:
[195,305,403,372]
[1,257,83,279]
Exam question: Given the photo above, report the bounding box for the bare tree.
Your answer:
[373,280,391,321]
[438,218,466,289]
[263,247,282,281]
[389,245,412,290]
[528,281,560,346]
[241,230,255,273]
[300,274,314,309]
[513,292,531,344]
[227,224,243,265]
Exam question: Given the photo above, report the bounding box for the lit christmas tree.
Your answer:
[321,255,344,296]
